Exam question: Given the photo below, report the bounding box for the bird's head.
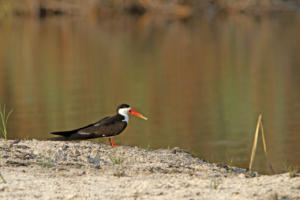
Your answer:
[117,104,148,121]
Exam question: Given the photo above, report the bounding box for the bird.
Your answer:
[50,104,147,147]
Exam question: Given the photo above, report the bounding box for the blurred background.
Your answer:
[0,0,300,174]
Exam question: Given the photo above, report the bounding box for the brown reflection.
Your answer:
[0,14,300,174]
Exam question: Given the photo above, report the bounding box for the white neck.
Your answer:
[118,107,131,123]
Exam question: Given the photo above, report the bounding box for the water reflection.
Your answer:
[0,14,299,174]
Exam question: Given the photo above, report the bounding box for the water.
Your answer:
[0,14,300,174]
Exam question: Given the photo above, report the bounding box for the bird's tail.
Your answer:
[51,130,77,137]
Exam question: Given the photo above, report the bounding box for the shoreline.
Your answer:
[1,0,299,20]
[0,139,299,199]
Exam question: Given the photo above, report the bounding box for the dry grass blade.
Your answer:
[6,109,13,123]
[260,121,275,173]
[249,114,262,171]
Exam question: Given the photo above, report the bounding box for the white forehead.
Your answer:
[118,107,131,115]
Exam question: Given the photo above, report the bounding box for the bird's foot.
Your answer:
[108,138,118,148]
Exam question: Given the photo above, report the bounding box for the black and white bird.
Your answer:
[50,104,147,147]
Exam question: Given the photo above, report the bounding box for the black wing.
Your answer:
[51,116,111,137]
[78,115,127,137]
[50,115,127,140]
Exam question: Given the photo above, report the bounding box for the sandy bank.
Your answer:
[0,139,299,200]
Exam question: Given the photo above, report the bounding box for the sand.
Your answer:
[0,139,299,200]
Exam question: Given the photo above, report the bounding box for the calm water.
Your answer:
[0,14,300,174]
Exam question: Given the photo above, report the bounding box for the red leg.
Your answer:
[108,137,118,147]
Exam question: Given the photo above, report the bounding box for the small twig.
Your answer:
[249,114,274,174]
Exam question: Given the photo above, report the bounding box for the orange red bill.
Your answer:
[129,109,148,120]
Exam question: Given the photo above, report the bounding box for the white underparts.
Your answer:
[118,107,131,123]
